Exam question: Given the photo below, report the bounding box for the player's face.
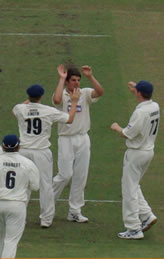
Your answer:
[65,75,81,93]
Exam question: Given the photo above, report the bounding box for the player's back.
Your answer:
[124,100,160,150]
[0,152,38,201]
[13,103,62,149]
[132,100,159,150]
[139,100,160,148]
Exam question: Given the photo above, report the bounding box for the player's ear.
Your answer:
[16,145,20,152]
[65,80,69,86]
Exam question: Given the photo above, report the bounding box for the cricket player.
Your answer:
[0,134,39,258]
[111,80,160,239]
[12,84,80,228]
[52,64,104,222]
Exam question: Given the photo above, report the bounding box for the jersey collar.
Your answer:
[64,88,81,96]
[136,99,152,109]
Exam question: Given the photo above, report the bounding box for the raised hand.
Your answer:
[57,64,67,79]
[81,65,92,78]
[128,81,137,93]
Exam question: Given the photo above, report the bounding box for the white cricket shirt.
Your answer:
[13,103,69,149]
[123,100,160,150]
[0,146,3,154]
[0,152,39,201]
[52,88,98,136]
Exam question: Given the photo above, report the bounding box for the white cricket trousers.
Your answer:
[53,134,90,214]
[122,148,154,230]
[0,201,26,258]
[20,148,55,225]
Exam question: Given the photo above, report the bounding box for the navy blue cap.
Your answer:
[135,80,153,94]
[26,84,44,97]
[2,134,20,148]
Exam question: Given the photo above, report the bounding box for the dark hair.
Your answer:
[2,134,20,152]
[29,96,42,103]
[66,67,81,81]
[137,91,152,100]
[3,145,19,152]
[135,80,153,100]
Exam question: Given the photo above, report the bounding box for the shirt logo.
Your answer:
[67,104,82,112]
[127,124,132,129]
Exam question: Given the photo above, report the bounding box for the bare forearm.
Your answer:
[88,75,104,97]
[67,101,77,123]
[53,78,65,104]
[111,122,126,138]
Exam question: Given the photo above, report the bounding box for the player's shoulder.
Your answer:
[14,103,24,107]
[19,154,38,171]
[40,104,61,114]
[29,103,55,113]
[13,103,29,116]
[80,88,93,97]
[15,152,34,165]
[143,100,159,112]
[13,103,25,110]
[0,152,30,165]
[136,101,159,119]
[81,87,92,92]
[152,101,160,109]
[0,146,3,155]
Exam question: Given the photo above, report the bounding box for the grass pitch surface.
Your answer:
[0,0,164,258]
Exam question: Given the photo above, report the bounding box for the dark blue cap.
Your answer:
[26,84,44,97]
[2,134,20,148]
[135,80,153,94]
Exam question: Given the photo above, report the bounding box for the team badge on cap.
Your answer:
[2,134,20,148]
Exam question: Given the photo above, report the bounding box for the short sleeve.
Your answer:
[50,108,69,124]
[123,110,144,140]
[84,88,99,104]
[12,104,22,117]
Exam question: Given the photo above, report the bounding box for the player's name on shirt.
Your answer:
[150,110,159,117]
[3,162,21,167]
[27,109,40,116]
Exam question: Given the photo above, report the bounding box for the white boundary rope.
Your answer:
[0,32,110,38]
[31,198,121,203]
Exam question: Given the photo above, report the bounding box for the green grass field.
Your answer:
[0,0,164,258]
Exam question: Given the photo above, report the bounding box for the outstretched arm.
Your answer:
[81,65,104,98]
[53,64,67,105]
